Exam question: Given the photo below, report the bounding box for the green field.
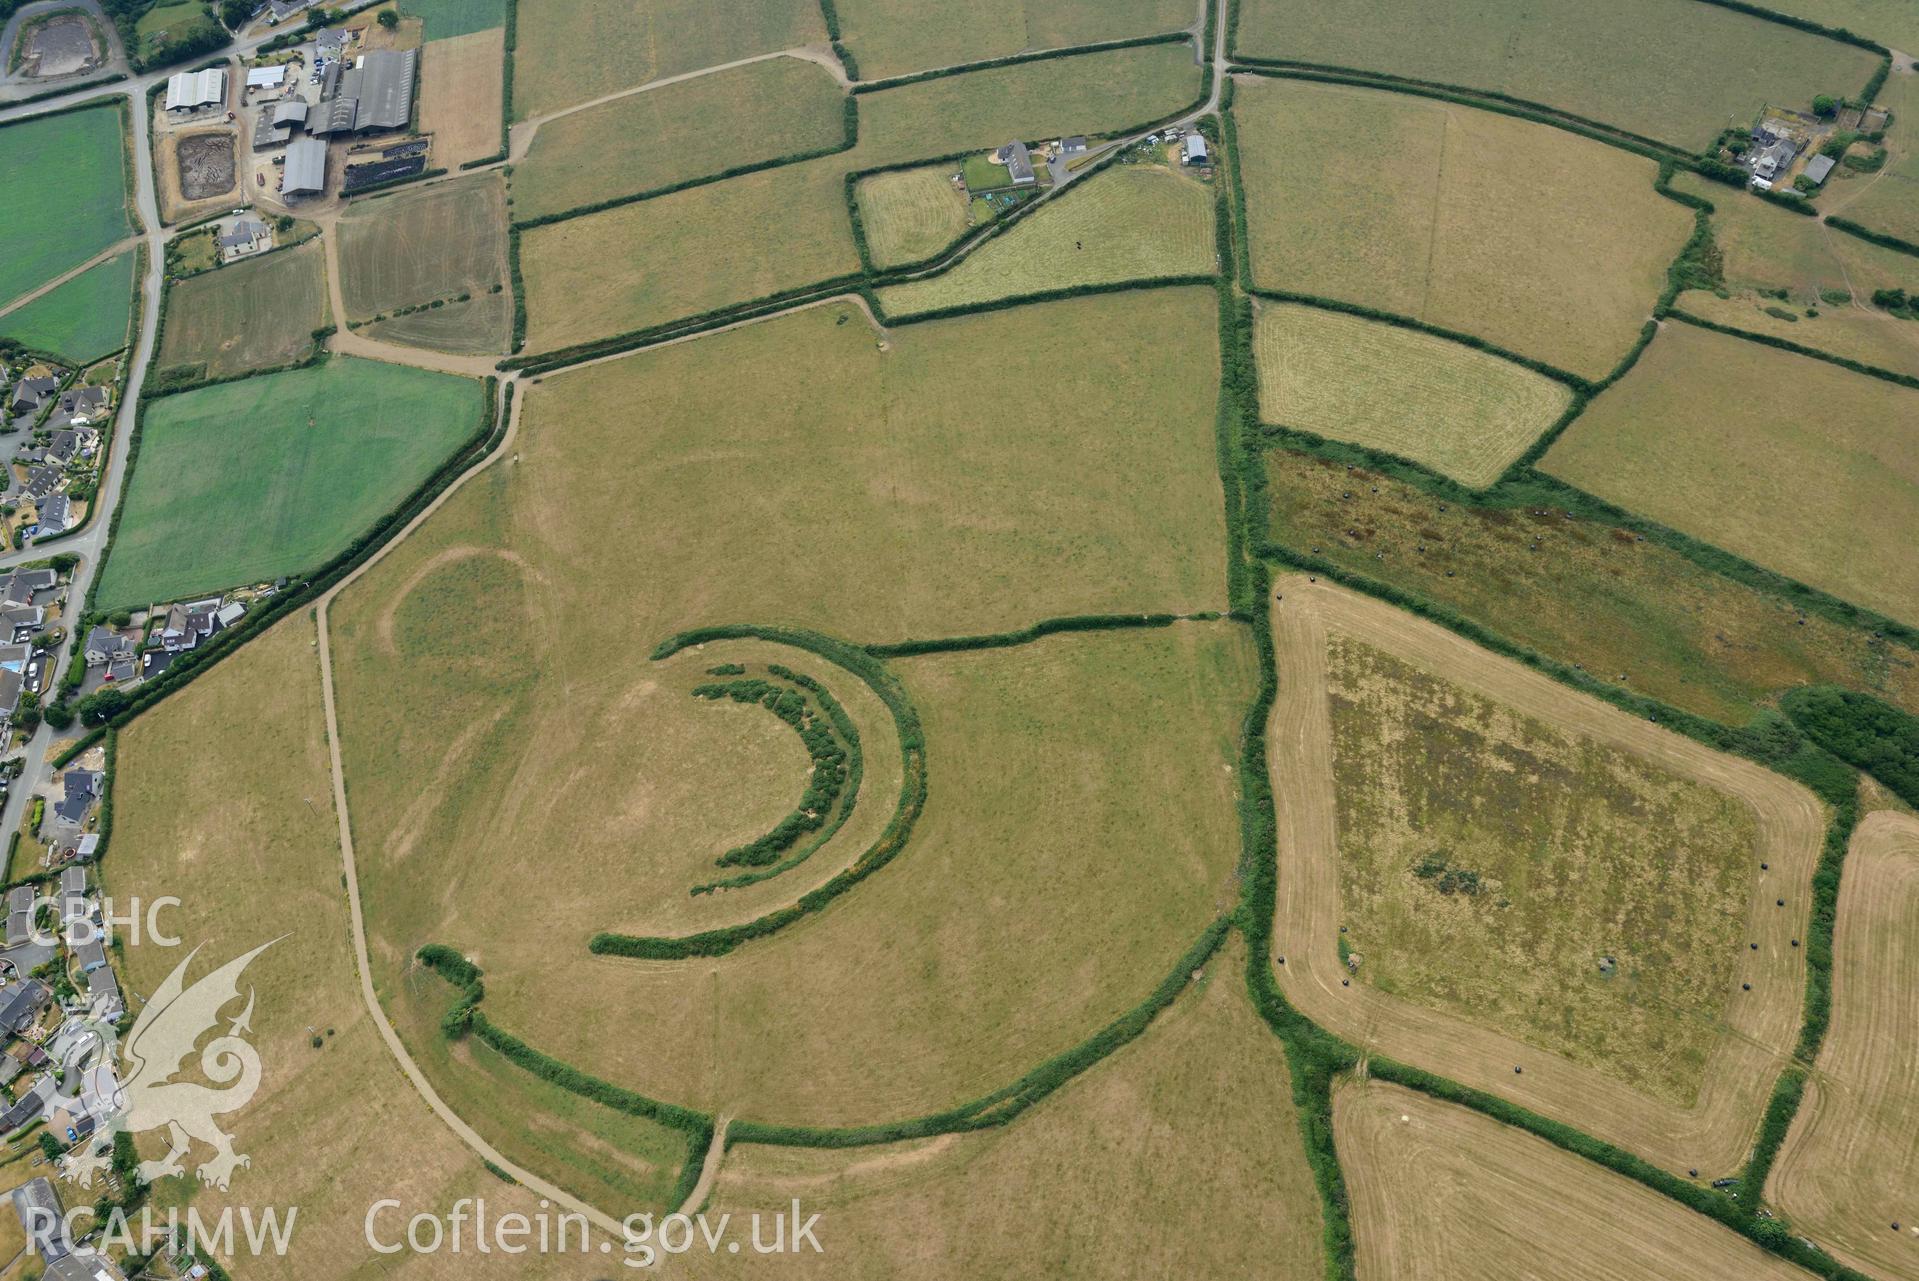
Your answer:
[1253,302,1573,488]
[855,164,971,266]
[0,249,135,364]
[511,56,846,222]
[1264,446,1919,726]
[877,163,1215,316]
[94,358,483,609]
[1326,635,1758,1103]
[338,174,511,355]
[510,0,825,120]
[155,240,328,383]
[519,155,857,351]
[1543,321,1919,628]
[1234,76,1692,379]
[1232,0,1882,149]
[0,104,130,307]
[856,41,1201,168]
[833,0,1191,80]
[1830,68,1919,247]
[400,0,507,39]
[133,0,222,62]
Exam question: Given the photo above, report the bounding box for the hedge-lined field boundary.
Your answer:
[1825,214,1919,259]
[866,611,1204,657]
[848,31,1190,95]
[1668,307,1919,390]
[589,623,923,959]
[691,661,864,896]
[511,96,859,230]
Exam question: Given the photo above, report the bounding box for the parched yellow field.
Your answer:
[512,55,847,223]
[337,172,512,354]
[854,40,1202,168]
[1768,810,1919,1281]
[518,155,856,351]
[327,290,1239,1134]
[1233,76,1692,379]
[1252,302,1573,487]
[1233,0,1881,149]
[106,620,581,1280]
[1751,0,1919,50]
[1673,169,1919,304]
[855,164,970,266]
[155,239,328,381]
[1268,576,1824,1176]
[877,164,1215,317]
[1337,1080,1816,1281]
[833,0,1191,80]
[510,0,825,120]
[678,937,1324,1279]
[418,26,505,168]
[1675,289,1919,381]
[1543,322,1919,627]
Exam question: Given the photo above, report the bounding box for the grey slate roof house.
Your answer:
[85,965,120,1019]
[0,979,50,1033]
[0,670,23,730]
[995,139,1036,186]
[34,494,73,536]
[53,770,99,827]
[8,378,56,417]
[1,569,56,607]
[84,626,135,667]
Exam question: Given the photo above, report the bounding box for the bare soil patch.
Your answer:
[177,130,235,201]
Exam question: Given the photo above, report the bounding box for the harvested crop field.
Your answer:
[855,41,1201,169]
[1253,302,1572,487]
[417,26,505,169]
[1267,575,1824,1176]
[1232,76,1691,379]
[1262,448,1919,726]
[518,155,856,352]
[511,0,824,120]
[1767,810,1919,1281]
[0,102,129,307]
[0,247,134,363]
[337,173,511,355]
[1232,0,1881,150]
[679,937,1324,1280]
[1673,170,1919,304]
[1543,322,1919,627]
[1337,1079,1816,1281]
[513,56,845,223]
[832,0,1190,80]
[95,357,483,610]
[106,618,582,1281]
[1753,0,1919,50]
[1324,632,1761,1105]
[1675,288,1919,381]
[877,164,1215,317]
[855,164,969,266]
[155,239,328,382]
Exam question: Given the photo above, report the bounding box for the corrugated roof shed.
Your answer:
[282,135,326,195]
[1804,153,1836,184]
[165,68,226,111]
[347,48,417,131]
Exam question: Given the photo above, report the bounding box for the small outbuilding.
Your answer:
[245,65,287,90]
[1803,153,1836,186]
[1182,133,1209,165]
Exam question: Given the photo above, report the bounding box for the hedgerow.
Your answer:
[590,623,923,958]
[1668,308,1919,391]
[848,32,1190,94]
[1824,215,1919,259]
[688,674,851,868]
[865,612,1186,657]
[1782,687,1919,805]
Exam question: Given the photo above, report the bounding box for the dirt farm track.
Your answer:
[1266,574,1825,1177]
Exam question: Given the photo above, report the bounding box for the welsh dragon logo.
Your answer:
[58,940,278,1191]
